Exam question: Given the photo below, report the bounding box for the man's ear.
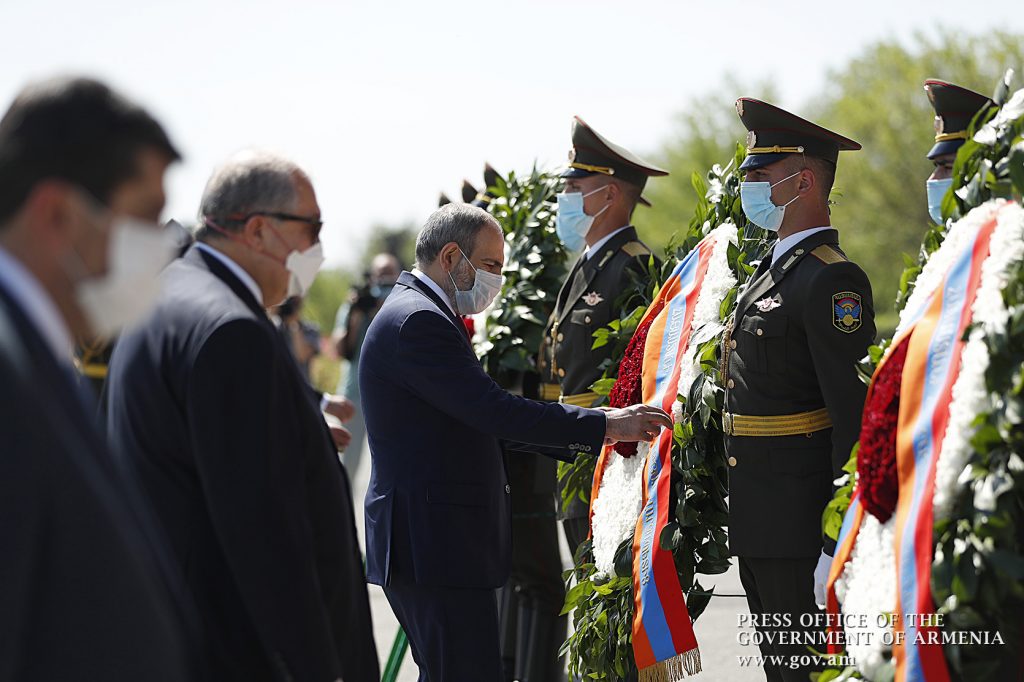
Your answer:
[439,241,461,272]
[242,215,268,251]
[799,167,816,196]
[24,180,78,239]
[605,182,620,203]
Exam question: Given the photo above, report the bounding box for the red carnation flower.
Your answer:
[461,315,475,340]
[607,303,664,457]
[857,336,910,522]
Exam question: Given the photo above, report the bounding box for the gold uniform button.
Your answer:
[728,456,738,467]
[756,328,764,336]
[557,333,564,342]
[730,339,737,349]
[727,379,735,389]
[558,368,566,378]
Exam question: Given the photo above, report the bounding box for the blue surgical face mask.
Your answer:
[449,247,504,315]
[926,177,953,224]
[555,185,610,251]
[740,171,802,232]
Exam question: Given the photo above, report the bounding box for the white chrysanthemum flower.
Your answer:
[676,223,738,402]
[590,223,738,578]
[834,514,897,678]
[896,202,1003,337]
[933,202,1023,518]
[591,442,649,576]
[835,200,1024,680]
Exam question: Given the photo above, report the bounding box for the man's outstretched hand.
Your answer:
[602,404,674,445]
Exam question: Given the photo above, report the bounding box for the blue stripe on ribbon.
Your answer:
[897,225,979,680]
[836,492,862,549]
[653,249,702,404]
[635,244,706,663]
[636,444,677,660]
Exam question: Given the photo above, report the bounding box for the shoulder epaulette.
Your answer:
[810,244,847,265]
[621,241,651,258]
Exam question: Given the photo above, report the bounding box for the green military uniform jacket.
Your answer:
[540,225,658,518]
[724,228,874,558]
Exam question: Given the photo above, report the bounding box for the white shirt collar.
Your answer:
[771,226,833,266]
[195,242,264,306]
[411,268,457,315]
[585,225,631,261]
[0,246,74,364]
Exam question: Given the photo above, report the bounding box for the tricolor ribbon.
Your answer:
[826,209,999,681]
[591,235,720,680]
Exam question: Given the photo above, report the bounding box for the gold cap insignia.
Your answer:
[745,130,757,149]
[568,148,577,162]
[933,116,944,135]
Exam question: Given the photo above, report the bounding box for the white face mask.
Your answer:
[75,217,178,339]
[448,247,504,315]
[205,216,325,303]
[284,241,325,298]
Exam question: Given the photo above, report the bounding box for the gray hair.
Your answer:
[196,150,306,237]
[415,203,500,267]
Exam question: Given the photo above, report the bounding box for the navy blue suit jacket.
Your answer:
[359,272,605,589]
[106,246,378,682]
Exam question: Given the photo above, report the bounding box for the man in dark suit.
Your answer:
[106,152,378,682]
[0,76,195,680]
[360,203,673,682]
[725,98,876,682]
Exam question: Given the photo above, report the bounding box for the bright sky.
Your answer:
[2,0,1021,267]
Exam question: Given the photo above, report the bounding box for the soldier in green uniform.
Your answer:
[923,79,991,224]
[540,116,668,559]
[723,98,876,682]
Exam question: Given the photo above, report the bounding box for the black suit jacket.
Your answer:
[105,245,378,682]
[724,229,875,558]
[0,282,193,681]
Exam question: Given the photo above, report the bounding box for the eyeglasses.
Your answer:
[226,211,324,239]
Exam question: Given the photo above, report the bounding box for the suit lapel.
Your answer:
[737,229,840,317]
[557,225,639,323]
[736,256,780,317]
[186,246,269,323]
[397,271,471,349]
[557,258,599,323]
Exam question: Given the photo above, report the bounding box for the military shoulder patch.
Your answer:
[621,241,651,258]
[832,292,863,333]
[811,244,847,265]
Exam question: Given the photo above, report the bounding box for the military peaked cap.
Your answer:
[923,79,992,159]
[735,98,861,171]
[560,116,668,206]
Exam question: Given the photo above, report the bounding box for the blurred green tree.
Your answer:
[304,267,352,332]
[639,31,1024,333]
